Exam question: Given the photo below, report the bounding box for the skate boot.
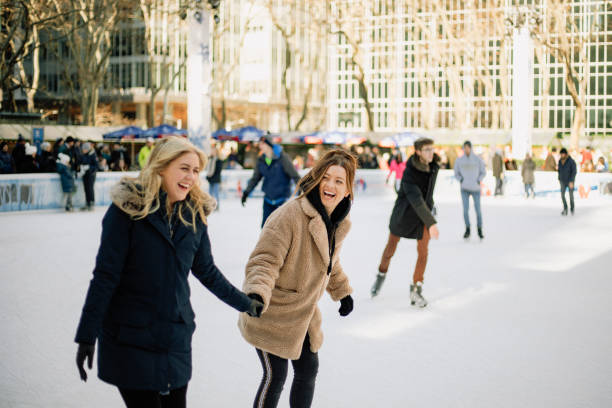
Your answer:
[561,209,568,216]
[477,227,484,240]
[410,282,427,308]
[463,227,470,240]
[64,193,73,212]
[371,272,387,298]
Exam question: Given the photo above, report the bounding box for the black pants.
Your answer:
[254,334,318,408]
[82,172,96,206]
[560,182,575,211]
[494,177,503,196]
[118,384,187,408]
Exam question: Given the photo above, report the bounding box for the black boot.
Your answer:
[561,209,568,216]
[463,227,470,240]
[477,227,484,239]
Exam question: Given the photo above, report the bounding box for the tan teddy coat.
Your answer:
[238,196,353,360]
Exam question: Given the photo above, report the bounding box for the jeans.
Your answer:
[461,189,482,228]
[262,199,285,227]
[524,183,534,197]
[118,384,187,408]
[209,182,220,208]
[494,177,503,196]
[254,334,318,408]
[560,182,574,211]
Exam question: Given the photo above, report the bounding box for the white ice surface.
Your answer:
[1,194,612,407]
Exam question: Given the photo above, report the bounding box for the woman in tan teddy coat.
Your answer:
[239,149,357,408]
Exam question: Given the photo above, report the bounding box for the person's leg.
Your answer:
[461,189,470,228]
[472,191,482,228]
[569,183,575,212]
[378,233,401,273]
[495,177,501,195]
[160,384,188,408]
[524,183,529,197]
[413,225,431,284]
[289,334,319,408]
[262,201,283,227]
[118,388,162,408]
[560,182,568,212]
[254,348,289,408]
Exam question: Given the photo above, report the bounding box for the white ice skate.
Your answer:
[410,283,427,308]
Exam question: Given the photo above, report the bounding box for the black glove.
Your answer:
[338,295,353,317]
[241,192,248,207]
[76,342,95,381]
[247,293,264,318]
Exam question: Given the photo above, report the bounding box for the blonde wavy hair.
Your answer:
[111,136,215,230]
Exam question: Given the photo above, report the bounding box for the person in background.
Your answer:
[521,152,536,199]
[37,142,57,172]
[558,147,577,216]
[386,152,405,193]
[0,141,15,173]
[454,140,486,240]
[74,136,263,408]
[543,147,558,171]
[492,149,504,196]
[371,138,440,306]
[20,143,40,173]
[79,142,99,211]
[241,135,301,227]
[205,144,224,211]
[239,149,356,408]
[12,134,27,172]
[138,137,155,169]
[595,156,609,173]
[52,138,64,160]
[56,146,75,211]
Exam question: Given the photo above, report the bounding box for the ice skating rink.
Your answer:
[1,194,612,408]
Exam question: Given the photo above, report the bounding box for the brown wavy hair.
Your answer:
[111,136,215,230]
[297,149,358,200]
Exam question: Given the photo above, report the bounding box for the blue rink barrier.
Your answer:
[1,169,611,212]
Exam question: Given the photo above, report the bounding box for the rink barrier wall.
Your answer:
[1,169,611,212]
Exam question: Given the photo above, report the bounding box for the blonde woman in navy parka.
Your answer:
[74,136,263,408]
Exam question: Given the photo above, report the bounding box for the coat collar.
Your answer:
[299,196,351,265]
[145,192,193,249]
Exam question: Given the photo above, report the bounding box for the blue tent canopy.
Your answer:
[102,126,145,140]
[212,128,240,141]
[379,131,425,147]
[142,124,187,138]
[236,126,264,142]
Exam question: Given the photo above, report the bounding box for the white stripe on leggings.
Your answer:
[258,351,273,408]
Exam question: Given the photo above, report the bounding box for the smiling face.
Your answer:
[159,152,201,204]
[319,165,349,215]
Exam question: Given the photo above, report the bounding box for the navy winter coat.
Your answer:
[389,155,439,239]
[75,198,251,391]
[244,148,300,202]
[558,156,577,184]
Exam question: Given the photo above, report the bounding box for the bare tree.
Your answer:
[512,0,606,151]
[210,1,255,130]
[48,0,120,125]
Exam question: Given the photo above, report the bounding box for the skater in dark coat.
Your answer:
[241,135,301,227]
[79,142,99,210]
[371,137,440,307]
[557,147,577,216]
[74,136,263,408]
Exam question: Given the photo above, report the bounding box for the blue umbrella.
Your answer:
[143,124,188,138]
[212,128,239,141]
[102,126,144,140]
[379,131,424,148]
[236,126,264,142]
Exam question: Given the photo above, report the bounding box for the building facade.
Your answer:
[327,0,611,140]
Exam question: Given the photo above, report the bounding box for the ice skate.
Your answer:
[410,283,427,308]
[371,272,387,298]
[463,227,470,240]
[477,227,484,240]
[561,209,568,216]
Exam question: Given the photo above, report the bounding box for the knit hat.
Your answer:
[261,134,274,148]
[65,136,75,143]
[25,143,37,156]
[82,142,91,152]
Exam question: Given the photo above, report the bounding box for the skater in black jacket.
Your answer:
[370,137,440,307]
[74,136,263,408]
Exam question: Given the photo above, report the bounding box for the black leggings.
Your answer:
[118,384,187,408]
[254,334,319,408]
